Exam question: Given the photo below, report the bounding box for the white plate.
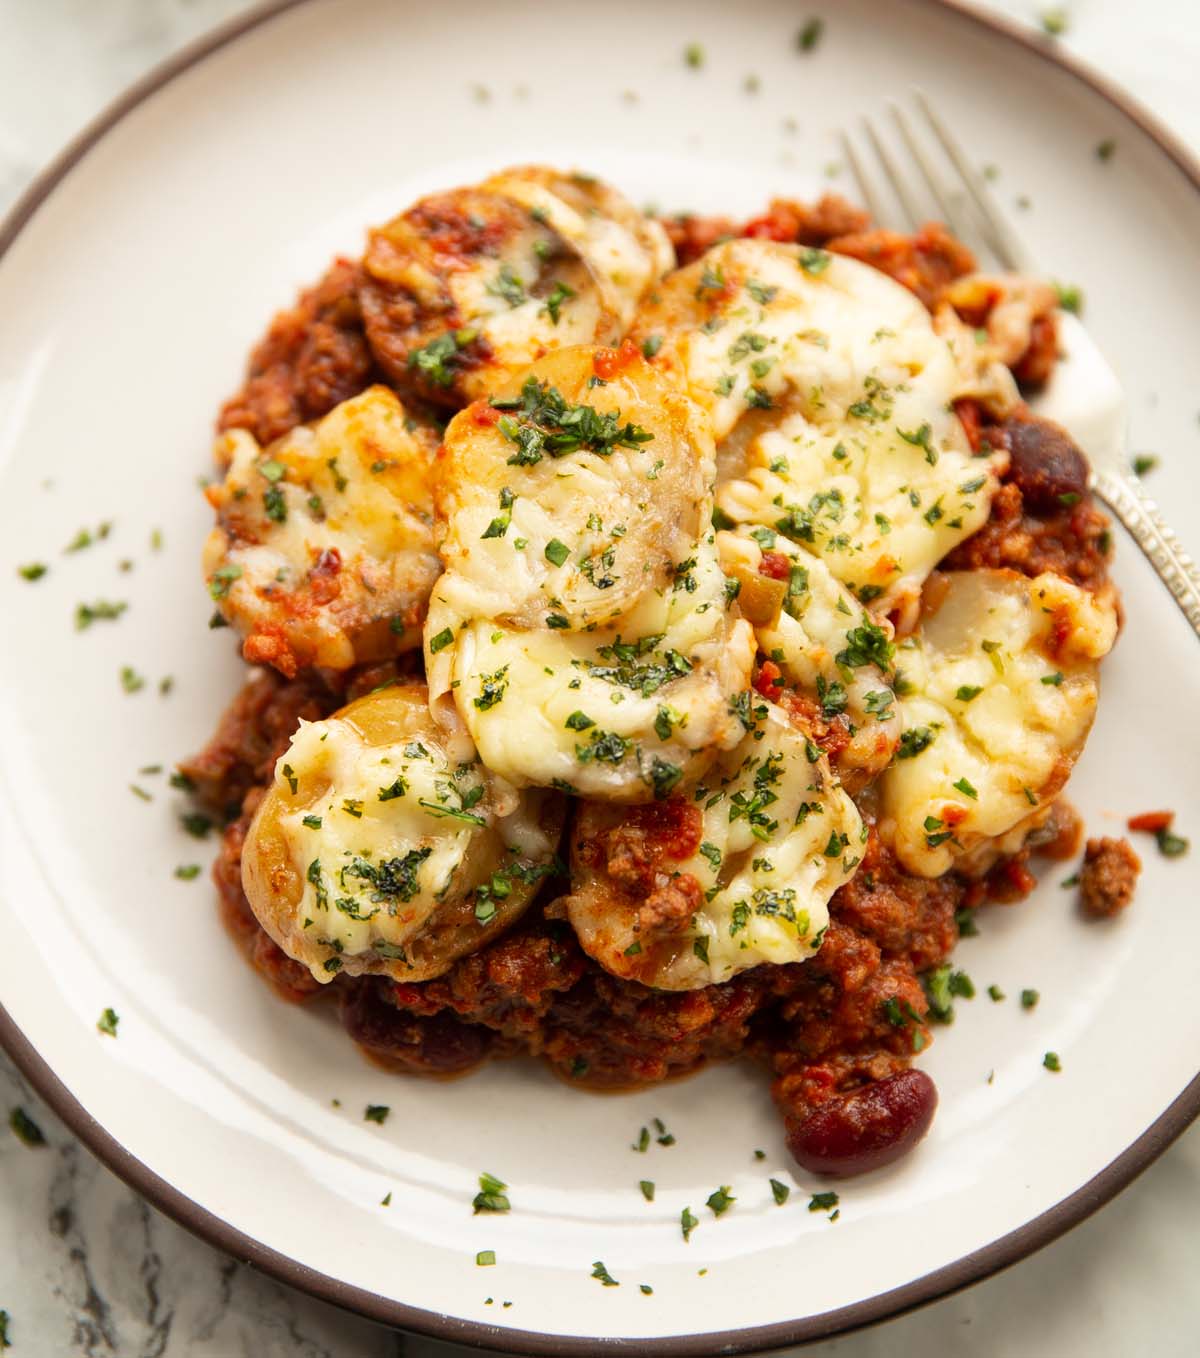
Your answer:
[2,0,1200,1351]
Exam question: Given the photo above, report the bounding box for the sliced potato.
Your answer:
[360,168,672,408]
[202,387,441,676]
[561,701,863,989]
[425,345,754,799]
[242,683,563,983]
[633,237,1006,615]
[434,345,710,630]
[879,570,1118,877]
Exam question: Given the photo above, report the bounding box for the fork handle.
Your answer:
[1093,469,1200,639]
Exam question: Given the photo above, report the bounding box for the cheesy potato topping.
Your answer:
[425,346,755,798]
[242,683,563,982]
[361,168,673,409]
[203,387,440,675]
[633,238,1008,614]
[718,527,900,784]
[563,701,864,989]
[880,570,1118,877]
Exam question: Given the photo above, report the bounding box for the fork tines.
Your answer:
[840,91,1037,274]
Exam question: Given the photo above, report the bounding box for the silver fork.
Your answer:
[841,92,1200,640]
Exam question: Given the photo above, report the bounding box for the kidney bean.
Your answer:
[1006,416,1089,515]
[786,1069,938,1177]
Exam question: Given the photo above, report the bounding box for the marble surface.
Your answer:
[3,1,1200,1354]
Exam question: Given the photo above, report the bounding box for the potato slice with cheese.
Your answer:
[633,237,1006,615]
[561,701,863,989]
[481,166,673,334]
[434,346,709,630]
[360,169,672,408]
[203,387,440,676]
[880,570,1118,877]
[241,683,563,983]
[426,345,754,798]
[718,527,900,783]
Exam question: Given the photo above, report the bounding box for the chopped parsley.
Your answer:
[798,247,831,275]
[408,329,476,388]
[953,777,979,799]
[476,1250,496,1267]
[770,1178,790,1205]
[897,726,935,759]
[473,1171,511,1214]
[808,1191,839,1212]
[1156,827,1190,858]
[680,1206,699,1241]
[706,1185,735,1216]
[75,599,128,629]
[364,1104,390,1125]
[988,984,1006,1002]
[797,16,824,50]
[96,1007,120,1038]
[544,538,570,567]
[1021,988,1040,1010]
[683,41,704,68]
[639,1180,655,1202]
[174,864,201,881]
[541,280,576,324]
[9,1107,46,1147]
[591,1260,620,1286]
[428,627,454,654]
[17,562,47,581]
[1132,454,1158,477]
[491,376,653,466]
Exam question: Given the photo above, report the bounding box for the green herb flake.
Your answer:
[545,538,570,567]
[988,984,1006,1002]
[681,1206,699,1241]
[1054,281,1083,314]
[706,1185,735,1216]
[808,1191,839,1212]
[473,1171,511,1214]
[1132,454,1158,477]
[1040,7,1068,36]
[174,864,201,881]
[97,1007,120,1037]
[429,627,454,654]
[1021,988,1040,1010]
[769,1177,790,1205]
[797,17,824,50]
[18,562,48,581]
[952,776,978,799]
[364,1104,390,1125]
[639,1179,655,1202]
[1156,827,1190,858]
[75,599,128,629]
[1043,1051,1062,1072]
[476,1250,496,1266]
[9,1106,46,1148]
[119,665,145,694]
[683,42,704,68]
[591,1260,620,1286]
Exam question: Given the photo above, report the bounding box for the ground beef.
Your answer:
[823,222,976,310]
[218,258,379,445]
[1079,837,1141,918]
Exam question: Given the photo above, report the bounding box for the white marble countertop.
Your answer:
[2,1,1199,1354]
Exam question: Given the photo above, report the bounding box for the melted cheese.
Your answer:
[880,571,1118,876]
[565,701,863,989]
[427,347,755,797]
[241,685,561,981]
[633,238,1006,614]
[203,387,440,671]
[717,527,900,782]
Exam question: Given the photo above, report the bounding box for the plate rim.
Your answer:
[3,0,1199,1351]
